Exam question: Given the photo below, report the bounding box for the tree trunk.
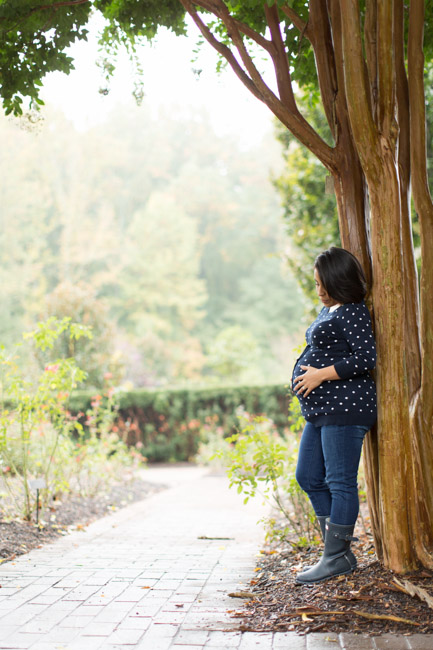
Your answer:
[367,155,417,571]
[332,140,371,285]
[406,0,433,566]
[334,133,433,572]
[338,0,433,571]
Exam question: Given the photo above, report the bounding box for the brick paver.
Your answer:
[0,465,432,650]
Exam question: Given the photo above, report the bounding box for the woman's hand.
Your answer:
[294,364,340,397]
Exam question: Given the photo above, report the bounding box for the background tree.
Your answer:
[0,105,303,386]
[1,0,433,573]
[206,325,261,383]
[42,282,123,388]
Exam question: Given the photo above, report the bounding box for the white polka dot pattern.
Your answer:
[291,301,377,427]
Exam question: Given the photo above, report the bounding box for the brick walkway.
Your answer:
[0,465,431,650]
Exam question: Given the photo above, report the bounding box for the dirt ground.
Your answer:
[0,477,162,563]
[233,508,433,636]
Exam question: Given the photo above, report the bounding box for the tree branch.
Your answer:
[364,0,378,122]
[192,0,274,53]
[264,2,297,111]
[394,0,421,400]
[408,0,433,421]
[231,18,273,53]
[377,0,396,137]
[204,0,278,107]
[279,6,313,44]
[179,0,266,103]
[408,2,430,203]
[187,0,335,168]
[394,0,409,176]
[308,0,337,140]
[327,0,371,276]
[338,0,379,174]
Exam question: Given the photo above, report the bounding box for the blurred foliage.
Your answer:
[0,105,305,386]
[206,326,261,383]
[2,1,433,385]
[0,316,142,521]
[42,282,124,388]
[113,192,206,339]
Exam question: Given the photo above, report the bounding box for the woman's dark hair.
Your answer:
[314,247,367,304]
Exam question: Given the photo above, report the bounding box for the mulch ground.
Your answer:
[232,509,433,636]
[0,477,163,564]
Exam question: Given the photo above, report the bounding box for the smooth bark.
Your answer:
[340,0,433,571]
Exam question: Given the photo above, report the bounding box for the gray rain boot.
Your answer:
[301,515,329,572]
[296,519,358,584]
[316,515,328,541]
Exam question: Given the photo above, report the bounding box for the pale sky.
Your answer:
[40,15,274,146]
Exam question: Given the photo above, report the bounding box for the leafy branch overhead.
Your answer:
[0,0,343,167]
[2,1,431,177]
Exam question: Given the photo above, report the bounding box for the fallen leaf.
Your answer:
[198,535,234,540]
[393,577,433,611]
[228,591,256,599]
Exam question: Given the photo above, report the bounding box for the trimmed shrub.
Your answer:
[69,384,292,462]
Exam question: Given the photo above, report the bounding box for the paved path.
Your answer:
[0,465,431,650]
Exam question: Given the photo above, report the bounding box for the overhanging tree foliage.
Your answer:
[1,0,433,573]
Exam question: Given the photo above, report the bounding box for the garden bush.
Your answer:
[0,318,142,522]
[69,383,292,462]
[210,401,320,546]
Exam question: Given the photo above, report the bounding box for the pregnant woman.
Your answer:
[292,246,377,584]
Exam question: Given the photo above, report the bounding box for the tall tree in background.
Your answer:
[0,105,300,385]
[1,1,433,573]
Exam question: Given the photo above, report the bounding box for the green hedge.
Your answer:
[69,383,292,463]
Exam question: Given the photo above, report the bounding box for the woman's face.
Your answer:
[314,268,339,308]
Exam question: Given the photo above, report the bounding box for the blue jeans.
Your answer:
[295,422,369,526]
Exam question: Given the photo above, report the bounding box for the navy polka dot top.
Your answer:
[292,301,377,427]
